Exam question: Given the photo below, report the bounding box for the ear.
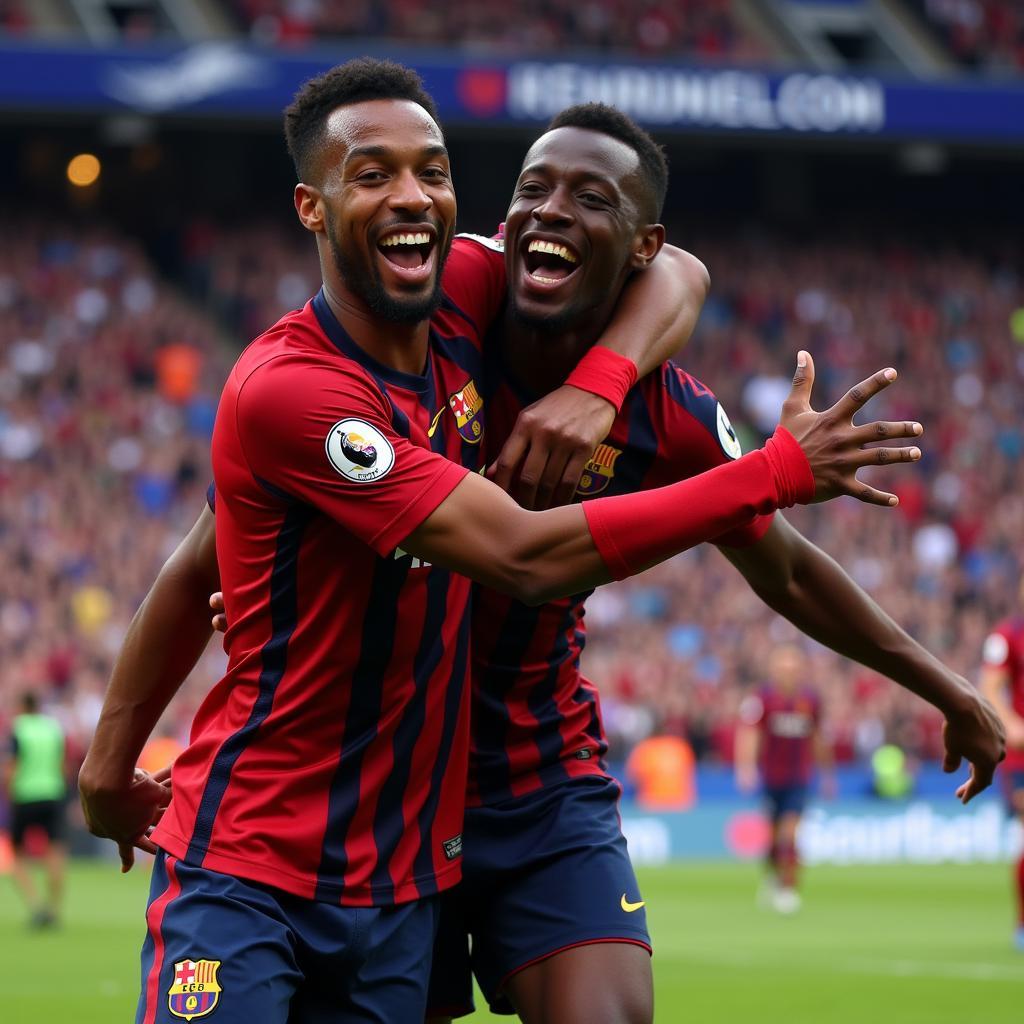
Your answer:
[294,183,325,234]
[629,223,665,271]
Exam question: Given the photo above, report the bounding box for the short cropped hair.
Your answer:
[284,57,441,182]
[546,103,668,222]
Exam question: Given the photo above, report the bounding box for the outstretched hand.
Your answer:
[780,351,923,507]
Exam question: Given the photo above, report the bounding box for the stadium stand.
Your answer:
[911,0,1024,72]
[227,0,771,61]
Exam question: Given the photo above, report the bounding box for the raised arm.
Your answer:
[492,245,710,508]
[404,355,917,603]
[719,514,1005,802]
[78,504,220,870]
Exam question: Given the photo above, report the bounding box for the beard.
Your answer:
[326,212,451,325]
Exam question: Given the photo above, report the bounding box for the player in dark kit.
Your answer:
[736,645,831,913]
[979,589,1024,950]
[79,63,1003,1023]
[419,107,1005,1023]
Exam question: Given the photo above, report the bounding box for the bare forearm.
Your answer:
[408,432,805,604]
[83,510,219,785]
[86,576,214,782]
[745,536,972,716]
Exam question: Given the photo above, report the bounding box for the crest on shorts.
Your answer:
[448,380,484,444]
[576,444,622,496]
[168,959,221,1020]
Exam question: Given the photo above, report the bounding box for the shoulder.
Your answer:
[233,348,390,446]
[645,361,743,462]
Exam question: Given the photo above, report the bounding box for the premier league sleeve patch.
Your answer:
[716,403,743,460]
[325,419,396,483]
[168,959,221,1020]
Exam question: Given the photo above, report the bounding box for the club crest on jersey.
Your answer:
[168,959,221,1021]
[576,443,622,496]
[326,418,395,483]
[448,380,484,444]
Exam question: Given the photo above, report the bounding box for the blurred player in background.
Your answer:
[736,645,833,913]
[979,589,1024,950]
[3,691,67,928]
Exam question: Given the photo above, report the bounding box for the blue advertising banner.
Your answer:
[620,798,1024,865]
[2,41,1024,143]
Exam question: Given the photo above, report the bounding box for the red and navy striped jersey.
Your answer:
[153,237,505,906]
[469,345,772,806]
[742,685,821,788]
[982,617,1024,770]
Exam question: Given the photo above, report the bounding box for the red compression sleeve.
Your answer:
[583,426,814,580]
[565,346,638,413]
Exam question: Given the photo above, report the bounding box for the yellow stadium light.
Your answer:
[67,153,101,187]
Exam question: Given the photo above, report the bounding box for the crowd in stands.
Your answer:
[0,223,232,777]
[917,0,1024,73]
[0,0,30,35]
[229,0,767,62]
[1,217,1021,805]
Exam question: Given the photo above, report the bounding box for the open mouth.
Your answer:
[522,238,580,284]
[377,229,436,277]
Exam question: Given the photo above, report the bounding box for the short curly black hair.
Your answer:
[546,103,668,222]
[284,57,441,182]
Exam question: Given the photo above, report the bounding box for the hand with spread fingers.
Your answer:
[780,351,924,507]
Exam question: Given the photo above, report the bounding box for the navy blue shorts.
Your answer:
[137,852,439,1024]
[764,784,808,822]
[426,775,651,1018]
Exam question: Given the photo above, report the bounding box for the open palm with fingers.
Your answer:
[780,351,923,507]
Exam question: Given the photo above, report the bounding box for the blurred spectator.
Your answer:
[626,734,696,810]
[229,0,769,63]
[916,0,1024,73]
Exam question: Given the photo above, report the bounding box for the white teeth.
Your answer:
[527,239,577,264]
[381,232,431,247]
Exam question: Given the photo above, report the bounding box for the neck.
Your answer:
[500,306,609,396]
[321,280,430,377]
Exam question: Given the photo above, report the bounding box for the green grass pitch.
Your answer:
[1,860,1020,1022]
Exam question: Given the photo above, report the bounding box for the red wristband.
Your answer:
[763,426,815,506]
[582,425,814,581]
[565,346,638,413]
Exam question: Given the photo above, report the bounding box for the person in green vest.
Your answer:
[4,691,67,927]
[871,743,914,799]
